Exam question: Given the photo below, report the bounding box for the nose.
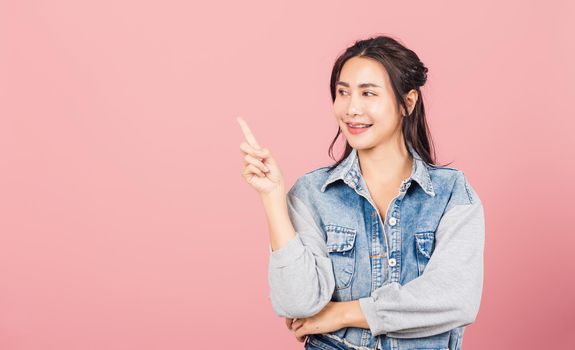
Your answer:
[346,94,362,116]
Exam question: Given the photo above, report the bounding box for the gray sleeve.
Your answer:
[358,200,485,338]
[267,191,336,318]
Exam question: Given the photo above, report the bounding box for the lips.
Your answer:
[346,123,372,135]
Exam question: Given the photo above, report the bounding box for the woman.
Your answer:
[238,35,485,350]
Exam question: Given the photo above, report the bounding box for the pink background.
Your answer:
[1,0,574,349]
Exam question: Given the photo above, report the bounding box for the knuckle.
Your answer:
[248,164,259,172]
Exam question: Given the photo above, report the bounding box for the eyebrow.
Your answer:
[336,81,382,89]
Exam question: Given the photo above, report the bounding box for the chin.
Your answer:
[354,145,375,152]
[346,140,374,151]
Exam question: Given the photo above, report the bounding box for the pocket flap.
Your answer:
[414,231,435,258]
[324,224,357,252]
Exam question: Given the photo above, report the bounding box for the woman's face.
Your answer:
[333,56,407,151]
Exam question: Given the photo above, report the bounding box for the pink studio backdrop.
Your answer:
[1,1,574,349]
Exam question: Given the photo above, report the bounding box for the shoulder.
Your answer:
[284,166,334,231]
[287,165,332,200]
[427,164,482,209]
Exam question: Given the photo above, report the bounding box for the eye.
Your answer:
[363,91,376,96]
[337,89,348,96]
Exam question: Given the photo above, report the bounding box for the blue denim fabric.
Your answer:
[305,334,357,350]
[268,140,484,350]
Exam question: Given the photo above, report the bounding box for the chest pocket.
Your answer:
[324,224,357,290]
[414,231,436,276]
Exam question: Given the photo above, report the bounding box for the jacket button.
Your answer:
[389,217,397,226]
[388,258,397,267]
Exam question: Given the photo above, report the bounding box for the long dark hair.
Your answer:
[327,34,452,171]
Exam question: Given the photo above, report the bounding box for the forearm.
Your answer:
[341,300,370,329]
[260,189,296,251]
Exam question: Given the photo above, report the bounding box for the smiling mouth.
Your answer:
[346,123,373,128]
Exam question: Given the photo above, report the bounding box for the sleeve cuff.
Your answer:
[269,233,306,268]
[359,296,385,336]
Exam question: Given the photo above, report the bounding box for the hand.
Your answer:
[237,117,285,195]
[285,318,307,343]
[286,302,346,342]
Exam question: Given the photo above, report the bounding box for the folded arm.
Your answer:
[355,200,485,338]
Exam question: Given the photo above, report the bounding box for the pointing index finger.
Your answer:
[236,117,262,149]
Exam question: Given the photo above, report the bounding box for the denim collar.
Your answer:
[320,141,436,196]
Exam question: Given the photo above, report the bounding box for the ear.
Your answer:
[402,89,419,116]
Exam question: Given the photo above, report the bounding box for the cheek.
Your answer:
[333,104,346,120]
[364,104,383,119]
[369,101,396,119]
[333,100,344,112]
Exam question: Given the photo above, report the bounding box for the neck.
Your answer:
[357,136,413,185]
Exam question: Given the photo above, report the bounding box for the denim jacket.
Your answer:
[267,141,485,350]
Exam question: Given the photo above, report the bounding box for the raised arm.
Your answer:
[236,117,335,319]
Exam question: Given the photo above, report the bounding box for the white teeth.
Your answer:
[348,123,372,128]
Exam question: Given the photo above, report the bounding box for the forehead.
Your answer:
[339,56,389,86]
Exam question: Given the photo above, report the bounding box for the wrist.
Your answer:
[339,301,353,328]
[260,187,286,202]
[340,300,368,329]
